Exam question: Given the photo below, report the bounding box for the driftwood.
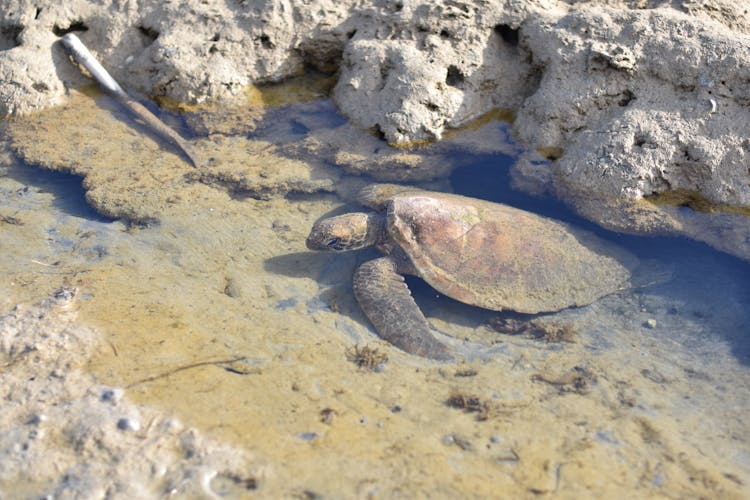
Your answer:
[60,33,200,167]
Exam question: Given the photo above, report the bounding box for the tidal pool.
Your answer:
[1,79,749,497]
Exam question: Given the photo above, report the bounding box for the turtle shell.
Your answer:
[385,191,636,313]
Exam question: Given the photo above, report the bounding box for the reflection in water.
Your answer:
[5,161,114,222]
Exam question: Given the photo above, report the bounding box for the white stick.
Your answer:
[60,33,200,167]
[61,33,128,98]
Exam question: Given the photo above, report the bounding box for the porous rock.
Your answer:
[333,0,558,146]
[0,0,357,114]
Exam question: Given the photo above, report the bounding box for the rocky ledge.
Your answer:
[2,0,749,258]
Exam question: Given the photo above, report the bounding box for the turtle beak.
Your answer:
[305,231,325,251]
[306,233,336,251]
[306,233,347,252]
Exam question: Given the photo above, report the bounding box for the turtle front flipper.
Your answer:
[353,257,453,361]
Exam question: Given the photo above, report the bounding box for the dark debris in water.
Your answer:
[530,366,595,395]
[220,358,263,376]
[319,407,337,425]
[445,392,492,421]
[208,472,258,496]
[641,368,670,384]
[0,213,23,225]
[295,490,323,500]
[346,344,388,371]
[443,433,474,451]
[454,368,478,377]
[489,317,578,343]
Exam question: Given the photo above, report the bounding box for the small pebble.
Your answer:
[117,417,141,432]
[223,278,242,298]
[644,319,657,329]
[208,471,258,496]
[595,430,618,444]
[708,98,718,114]
[27,413,47,425]
[442,433,472,450]
[297,432,317,441]
[161,418,183,432]
[101,388,124,403]
[275,298,297,310]
[652,471,666,488]
[151,463,168,477]
[28,428,44,440]
[52,287,78,302]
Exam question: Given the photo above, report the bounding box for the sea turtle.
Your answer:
[306,184,637,360]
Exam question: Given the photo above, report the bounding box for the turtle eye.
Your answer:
[326,238,342,250]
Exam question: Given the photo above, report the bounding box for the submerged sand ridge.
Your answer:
[1,82,750,497]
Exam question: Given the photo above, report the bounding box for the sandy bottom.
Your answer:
[1,84,749,498]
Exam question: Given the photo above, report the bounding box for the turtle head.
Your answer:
[306,212,385,252]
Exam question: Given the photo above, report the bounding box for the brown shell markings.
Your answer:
[386,192,635,314]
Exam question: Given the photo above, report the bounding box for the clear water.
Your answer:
[1,85,749,497]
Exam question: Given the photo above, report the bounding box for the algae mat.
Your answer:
[1,89,749,497]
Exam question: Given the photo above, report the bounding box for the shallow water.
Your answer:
[1,79,749,497]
